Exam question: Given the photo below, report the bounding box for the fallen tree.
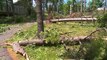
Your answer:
[5,28,107,60]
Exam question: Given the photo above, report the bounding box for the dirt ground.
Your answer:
[0,22,35,60]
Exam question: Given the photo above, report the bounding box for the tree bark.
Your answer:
[6,42,29,60]
[5,36,91,46]
[36,0,44,38]
[10,0,14,15]
[6,0,9,16]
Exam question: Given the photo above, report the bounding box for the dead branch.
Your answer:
[84,28,107,39]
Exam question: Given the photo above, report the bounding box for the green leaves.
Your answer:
[97,13,107,27]
[0,24,8,33]
[41,27,60,44]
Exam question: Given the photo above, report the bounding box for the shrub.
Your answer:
[15,16,24,23]
[0,16,25,23]
[40,27,60,44]
[0,17,14,23]
[97,13,107,27]
[84,39,105,60]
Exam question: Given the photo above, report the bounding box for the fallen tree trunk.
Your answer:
[5,28,107,60]
[7,28,107,46]
[12,42,29,60]
[18,39,45,46]
[5,42,29,60]
[60,36,92,45]
[14,36,92,46]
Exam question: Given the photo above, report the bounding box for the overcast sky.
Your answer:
[13,0,18,3]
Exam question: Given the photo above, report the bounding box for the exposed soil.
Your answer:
[0,47,13,60]
[7,48,19,60]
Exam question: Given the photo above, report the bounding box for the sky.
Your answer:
[64,0,91,3]
[64,0,67,3]
[13,0,18,3]
[13,0,91,4]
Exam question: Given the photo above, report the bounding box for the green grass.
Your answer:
[8,22,96,60]
[46,22,96,37]
[24,45,64,60]
[0,24,9,33]
[8,24,37,42]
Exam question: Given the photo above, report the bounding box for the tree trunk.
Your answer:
[10,0,14,15]
[27,0,32,16]
[6,0,9,16]
[81,0,83,17]
[36,0,44,38]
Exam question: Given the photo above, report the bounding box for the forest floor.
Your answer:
[0,22,97,60]
[6,22,96,60]
[0,22,35,60]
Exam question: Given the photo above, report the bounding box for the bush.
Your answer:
[0,24,8,33]
[15,16,24,23]
[0,16,25,23]
[62,29,107,60]
[40,27,60,44]
[97,13,107,27]
[0,17,14,23]
[84,39,105,60]
[62,38,107,60]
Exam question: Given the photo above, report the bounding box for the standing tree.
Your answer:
[18,0,33,16]
[36,0,44,38]
[88,0,103,11]
[6,0,9,15]
[10,0,14,16]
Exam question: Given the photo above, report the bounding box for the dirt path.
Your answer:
[0,22,35,60]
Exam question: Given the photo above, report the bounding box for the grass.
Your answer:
[24,45,64,60]
[8,24,37,42]
[0,24,9,33]
[46,22,96,37]
[7,22,96,60]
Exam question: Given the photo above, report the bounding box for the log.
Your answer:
[60,36,92,45]
[5,42,29,60]
[18,39,45,46]
[6,28,107,46]
[16,36,92,46]
[12,42,29,60]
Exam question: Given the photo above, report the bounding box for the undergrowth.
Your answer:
[8,24,37,42]
[8,22,96,60]
[24,45,65,60]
